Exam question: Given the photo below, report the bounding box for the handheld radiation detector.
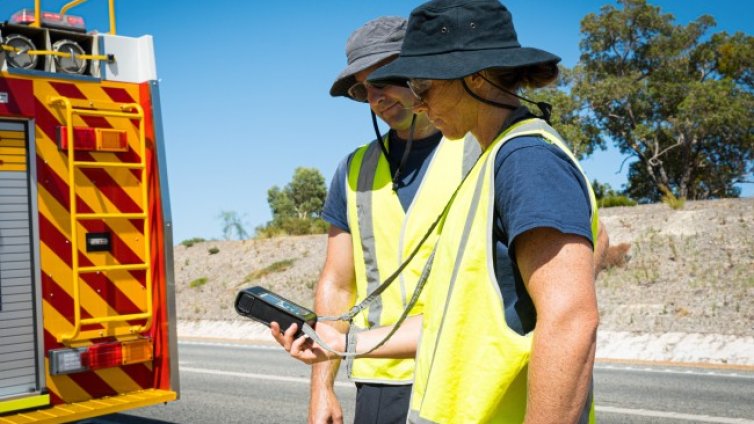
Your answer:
[235,286,317,338]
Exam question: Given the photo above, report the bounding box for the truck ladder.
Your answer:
[48,95,153,343]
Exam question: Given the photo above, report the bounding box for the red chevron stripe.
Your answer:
[37,158,147,289]
[38,214,119,323]
[35,93,145,217]
[67,370,118,399]
[41,272,98,325]
[49,81,87,99]
[48,390,63,406]
[34,97,63,142]
[44,328,62,354]
[77,167,143,213]
[102,86,136,104]
[81,115,111,128]
[0,77,34,116]
[121,363,153,389]
[103,86,142,130]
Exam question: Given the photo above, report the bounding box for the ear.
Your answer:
[465,72,487,90]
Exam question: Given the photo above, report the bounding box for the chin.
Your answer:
[439,128,464,140]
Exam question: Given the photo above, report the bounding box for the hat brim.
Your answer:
[368,47,561,82]
[330,51,400,98]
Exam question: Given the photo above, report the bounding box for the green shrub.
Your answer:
[659,185,686,210]
[181,237,206,248]
[243,259,296,284]
[254,217,328,238]
[208,246,220,255]
[599,195,637,208]
[189,277,208,288]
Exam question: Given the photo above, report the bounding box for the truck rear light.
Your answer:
[122,339,154,364]
[58,127,128,152]
[49,339,153,375]
[97,128,129,152]
[84,342,123,370]
[49,347,88,375]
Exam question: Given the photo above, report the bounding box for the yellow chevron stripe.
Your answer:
[37,171,147,337]
[34,124,146,261]
[35,81,144,208]
[44,359,92,404]
[94,367,141,395]
[39,242,124,326]
[42,299,77,340]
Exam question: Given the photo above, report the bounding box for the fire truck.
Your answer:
[0,1,178,422]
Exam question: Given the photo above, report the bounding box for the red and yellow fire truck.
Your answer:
[0,1,178,422]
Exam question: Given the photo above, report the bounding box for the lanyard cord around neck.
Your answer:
[307,132,483,357]
[370,110,417,191]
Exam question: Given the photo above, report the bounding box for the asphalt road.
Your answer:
[85,341,754,424]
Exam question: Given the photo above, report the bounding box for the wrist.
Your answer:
[346,331,357,356]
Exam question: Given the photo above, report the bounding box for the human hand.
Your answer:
[270,321,345,365]
[309,387,344,424]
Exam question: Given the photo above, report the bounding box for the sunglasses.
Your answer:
[407,79,433,104]
[347,80,392,103]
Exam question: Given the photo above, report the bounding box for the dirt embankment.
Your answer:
[175,197,754,337]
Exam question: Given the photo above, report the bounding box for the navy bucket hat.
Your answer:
[330,16,407,99]
[369,0,561,82]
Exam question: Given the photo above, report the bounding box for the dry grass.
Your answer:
[174,198,754,337]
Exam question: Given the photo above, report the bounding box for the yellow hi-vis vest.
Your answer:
[409,119,598,423]
[345,134,480,384]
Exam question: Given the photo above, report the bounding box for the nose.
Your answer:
[366,84,387,103]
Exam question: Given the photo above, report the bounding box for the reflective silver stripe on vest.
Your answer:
[417,157,488,415]
[408,410,440,424]
[356,141,385,328]
[461,133,481,176]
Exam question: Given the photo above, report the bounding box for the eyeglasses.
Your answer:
[407,79,433,104]
[347,80,391,103]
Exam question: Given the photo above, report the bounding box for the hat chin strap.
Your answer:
[370,110,416,191]
[461,78,552,123]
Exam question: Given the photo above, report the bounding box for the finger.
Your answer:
[270,321,292,351]
[284,323,299,340]
[290,335,316,363]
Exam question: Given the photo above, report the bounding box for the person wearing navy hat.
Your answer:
[274,2,607,422]
[300,16,480,424]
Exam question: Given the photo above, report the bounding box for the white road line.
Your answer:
[179,341,279,350]
[595,364,754,379]
[181,366,354,388]
[182,366,753,423]
[596,406,754,423]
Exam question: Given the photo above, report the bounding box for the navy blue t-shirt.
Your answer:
[322,131,443,233]
[323,111,593,337]
[492,135,594,335]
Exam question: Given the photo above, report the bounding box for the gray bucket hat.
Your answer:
[369,0,560,82]
[330,16,407,99]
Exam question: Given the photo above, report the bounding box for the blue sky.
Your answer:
[3,1,751,242]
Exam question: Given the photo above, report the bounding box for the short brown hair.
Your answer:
[483,63,559,90]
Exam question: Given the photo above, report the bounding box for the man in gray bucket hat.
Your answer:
[302,16,479,424]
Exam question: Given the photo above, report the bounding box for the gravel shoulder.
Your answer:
[174,198,754,366]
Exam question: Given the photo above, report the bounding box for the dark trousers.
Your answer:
[354,383,412,424]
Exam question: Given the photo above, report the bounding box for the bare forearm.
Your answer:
[514,228,599,423]
[525,312,598,423]
[310,226,356,394]
[311,279,352,390]
[353,315,421,359]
